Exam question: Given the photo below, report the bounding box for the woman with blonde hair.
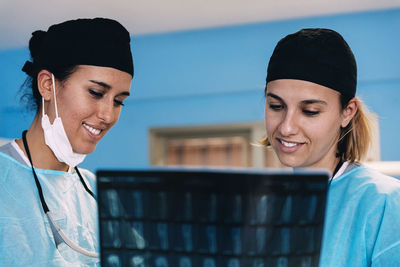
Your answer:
[263,28,400,266]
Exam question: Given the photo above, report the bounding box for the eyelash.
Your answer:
[89,89,103,98]
[89,89,125,107]
[114,100,124,106]
[268,104,319,116]
[303,110,319,116]
[269,104,283,111]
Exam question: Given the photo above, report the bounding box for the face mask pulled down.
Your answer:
[41,74,86,167]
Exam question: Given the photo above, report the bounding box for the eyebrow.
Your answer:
[266,92,282,101]
[90,80,130,96]
[266,92,327,105]
[301,99,327,105]
[90,80,111,89]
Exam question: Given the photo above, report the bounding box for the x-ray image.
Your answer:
[105,254,121,267]
[184,192,192,221]
[255,195,268,223]
[132,191,144,219]
[179,256,192,267]
[102,220,121,248]
[276,257,288,267]
[227,258,240,267]
[100,189,121,218]
[158,192,168,219]
[154,256,169,267]
[255,227,266,254]
[157,223,169,250]
[206,225,217,254]
[232,227,241,255]
[98,170,328,267]
[279,196,293,224]
[182,224,193,252]
[223,194,242,223]
[251,259,265,267]
[129,255,145,267]
[125,222,146,249]
[203,257,216,267]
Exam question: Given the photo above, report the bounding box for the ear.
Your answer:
[37,70,54,101]
[341,97,358,128]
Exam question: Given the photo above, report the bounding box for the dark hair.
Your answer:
[20,17,134,112]
[21,68,77,112]
[21,31,77,112]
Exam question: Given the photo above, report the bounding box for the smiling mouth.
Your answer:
[83,123,102,136]
[279,139,305,147]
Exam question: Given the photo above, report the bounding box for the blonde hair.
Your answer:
[337,99,373,162]
[260,97,374,163]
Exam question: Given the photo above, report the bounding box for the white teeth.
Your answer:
[83,124,101,135]
[281,140,297,147]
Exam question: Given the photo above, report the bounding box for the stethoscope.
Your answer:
[22,130,99,258]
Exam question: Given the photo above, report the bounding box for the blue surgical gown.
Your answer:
[0,152,100,266]
[320,165,400,266]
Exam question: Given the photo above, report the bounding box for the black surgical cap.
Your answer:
[266,28,357,98]
[22,17,134,77]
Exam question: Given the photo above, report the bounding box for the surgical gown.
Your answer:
[320,165,400,266]
[0,152,100,266]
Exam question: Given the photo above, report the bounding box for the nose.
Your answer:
[97,100,116,124]
[278,110,299,137]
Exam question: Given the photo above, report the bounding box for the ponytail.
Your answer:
[338,99,373,162]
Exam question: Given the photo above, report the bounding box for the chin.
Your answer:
[73,144,97,155]
[277,155,303,168]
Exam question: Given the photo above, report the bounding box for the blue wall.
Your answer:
[1,8,399,172]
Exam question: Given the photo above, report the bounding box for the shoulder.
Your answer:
[357,167,400,263]
[353,166,400,195]
[329,165,400,216]
[334,165,400,196]
[0,152,38,217]
[346,166,400,220]
[0,142,13,154]
[0,151,30,184]
[325,165,400,264]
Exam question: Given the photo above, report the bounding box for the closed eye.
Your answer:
[303,110,319,116]
[114,99,124,107]
[90,88,127,107]
[269,104,284,111]
[89,89,103,98]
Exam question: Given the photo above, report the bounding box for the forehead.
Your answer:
[67,65,132,90]
[266,79,340,102]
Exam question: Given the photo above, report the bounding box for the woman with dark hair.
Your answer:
[262,28,400,266]
[0,18,134,266]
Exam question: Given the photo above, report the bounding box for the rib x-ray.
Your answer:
[97,169,328,267]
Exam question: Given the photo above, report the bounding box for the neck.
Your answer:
[325,156,340,177]
[15,114,69,172]
[332,157,344,177]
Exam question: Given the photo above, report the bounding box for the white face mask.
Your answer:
[41,74,86,167]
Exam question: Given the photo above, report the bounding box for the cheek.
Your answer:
[59,91,89,115]
[67,97,91,117]
[265,110,280,135]
[61,100,93,131]
[265,120,274,137]
[307,117,341,146]
[63,109,86,133]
